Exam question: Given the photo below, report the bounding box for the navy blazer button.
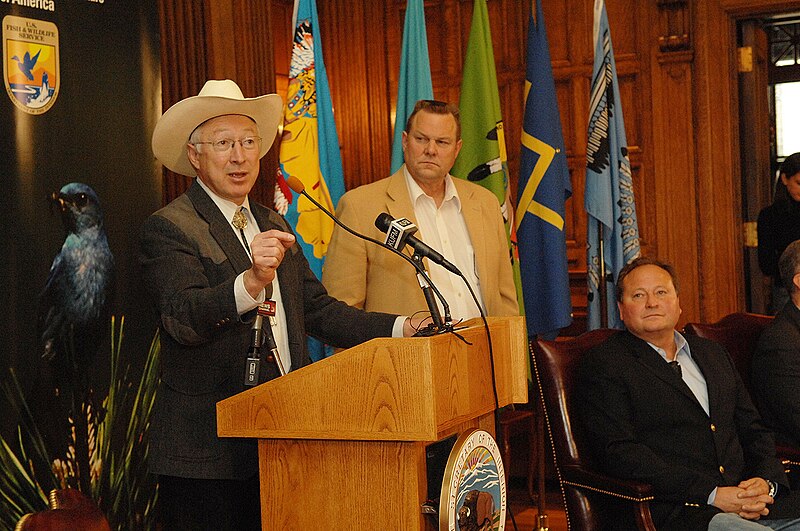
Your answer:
[710,424,716,432]
[719,466,725,474]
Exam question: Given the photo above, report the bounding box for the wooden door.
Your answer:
[738,19,773,314]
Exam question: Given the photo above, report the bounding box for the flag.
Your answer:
[452,0,524,314]
[275,0,344,359]
[390,0,433,173]
[516,0,572,339]
[585,0,641,330]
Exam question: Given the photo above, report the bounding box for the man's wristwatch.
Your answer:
[767,479,778,498]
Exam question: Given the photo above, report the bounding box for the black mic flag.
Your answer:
[285,175,452,332]
[374,213,460,275]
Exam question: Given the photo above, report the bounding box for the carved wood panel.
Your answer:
[267,0,652,331]
[156,0,800,327]
[157,0,278,207]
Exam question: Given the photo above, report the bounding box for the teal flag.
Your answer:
[452,0,523,314]
[390,0,433,173]
[517,0,572,339]
[585,0,641,330]
[275,0,345,359]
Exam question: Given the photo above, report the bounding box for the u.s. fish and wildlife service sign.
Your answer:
[440,429,507,530]
[3,14,59,114]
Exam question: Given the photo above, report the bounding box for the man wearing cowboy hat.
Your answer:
[140,80,410,529]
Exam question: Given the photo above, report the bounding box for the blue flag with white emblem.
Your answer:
[516,0,572,339]
[585,0,641,330]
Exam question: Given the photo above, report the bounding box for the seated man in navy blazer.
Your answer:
[753,239,800,449]
[576,256,800,530]
[140,80,418,530]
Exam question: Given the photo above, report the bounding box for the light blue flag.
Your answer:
[276,0,345,359]
[390,0,433,173]
[585,0,641,330]
[516,0,572,339]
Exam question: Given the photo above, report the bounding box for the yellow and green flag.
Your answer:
[452,0,523,314]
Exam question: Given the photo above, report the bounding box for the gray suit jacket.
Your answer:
[139,181,396,479]
[577,331,791,530]
[753,302,800,448]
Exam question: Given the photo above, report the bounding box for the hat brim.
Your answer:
[152,93,284,177]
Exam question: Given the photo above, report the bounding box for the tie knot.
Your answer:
[232,207,248,230]
[669,360,682,377]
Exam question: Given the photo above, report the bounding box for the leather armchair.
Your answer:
[684,312,800,479]
[531,329,657,531]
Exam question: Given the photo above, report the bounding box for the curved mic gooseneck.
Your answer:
[284,175,499,408]
[284,175,450,335]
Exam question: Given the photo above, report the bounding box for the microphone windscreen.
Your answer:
[374,212,393,233]
[286,175,305,194]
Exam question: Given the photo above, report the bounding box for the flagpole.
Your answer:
[598,223,608,328]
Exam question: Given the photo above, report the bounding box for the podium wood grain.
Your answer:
[216,316,527,529]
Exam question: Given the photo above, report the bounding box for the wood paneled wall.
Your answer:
[157,0,278,207]
[158,0,800,327]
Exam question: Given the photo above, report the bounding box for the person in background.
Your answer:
[753,239,800,450]
[322,99,518,323]
[577,256,800,531]
[758,152,800,313]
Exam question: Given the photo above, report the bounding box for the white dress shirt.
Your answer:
[403,168,485,322]
[196,178,292,373]
[649,331,718,504]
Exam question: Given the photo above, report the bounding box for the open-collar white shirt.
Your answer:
[403,167,485,322]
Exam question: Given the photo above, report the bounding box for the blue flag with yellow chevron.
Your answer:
[275,0,344,359]
[585,0,641,330]
[517,0,572,339]
[390,0,433,173]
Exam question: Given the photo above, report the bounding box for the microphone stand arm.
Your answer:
[411,253,444,330]
[296,188,452,335]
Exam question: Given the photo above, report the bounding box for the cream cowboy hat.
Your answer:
[152,79,284,177]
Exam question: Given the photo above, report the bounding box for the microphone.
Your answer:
[382,217,418,250]
[244,300,285,386]
[244,308,265,386]
[258,300,286,377]
[373,215,499,408]
[286,176,499,408]
[374,213,460,275]
[285,175,452,333]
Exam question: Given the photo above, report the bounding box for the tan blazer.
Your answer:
[322,167,519,318]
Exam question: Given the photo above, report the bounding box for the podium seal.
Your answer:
[439,428,506,530]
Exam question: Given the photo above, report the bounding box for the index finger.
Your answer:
[261,229,296,248]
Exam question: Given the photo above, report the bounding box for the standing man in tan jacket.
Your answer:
[322,100,518,321]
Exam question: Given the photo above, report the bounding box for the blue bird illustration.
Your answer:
[11,49,41,81]
[38,183,114,493]
[39,183,114,368]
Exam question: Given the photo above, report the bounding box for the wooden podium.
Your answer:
[216,316,527,530]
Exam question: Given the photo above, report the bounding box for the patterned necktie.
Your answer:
[669,360,682,378]
[232,207,251,256]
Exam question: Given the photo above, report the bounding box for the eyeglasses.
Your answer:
[193,136,261,152]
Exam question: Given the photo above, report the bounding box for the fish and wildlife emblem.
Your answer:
[440,429,507,530]
[3,15,59,115]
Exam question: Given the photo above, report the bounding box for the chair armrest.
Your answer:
[561,464,654,502]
